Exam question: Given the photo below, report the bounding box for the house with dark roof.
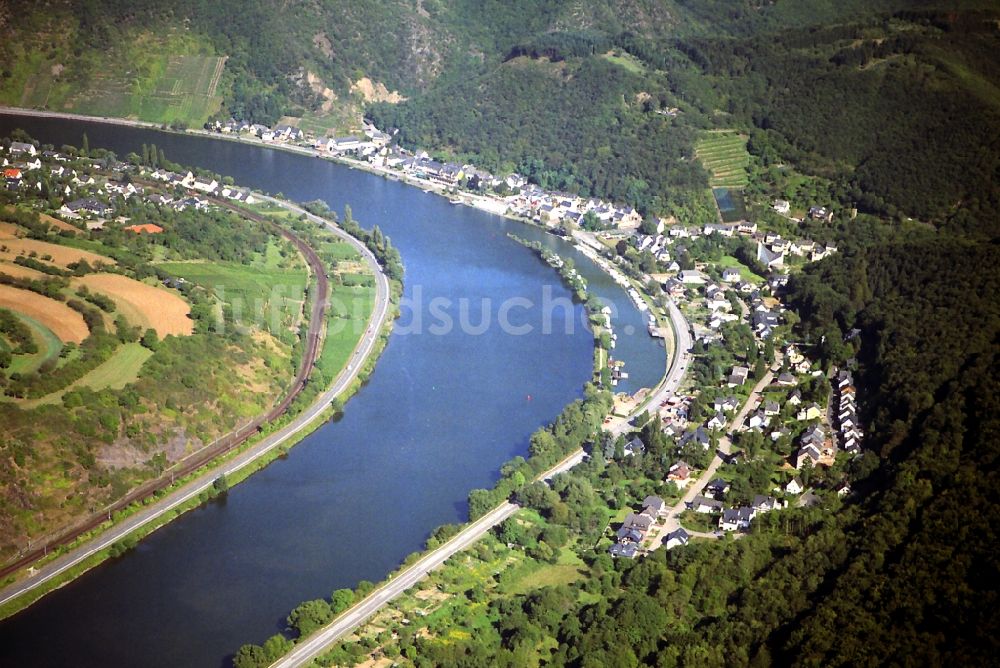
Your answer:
[690,496,724,514]
[624,436,646,457]
[703,478,730,500]
[679,426,710,451]
[664,528,690,550]
[752,495,782,513]
[719,507,755,531]
[795,444,822,469]
[609,542,638,558]
[642,495,666,517]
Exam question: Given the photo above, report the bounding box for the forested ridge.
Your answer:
[5,2,1000,227]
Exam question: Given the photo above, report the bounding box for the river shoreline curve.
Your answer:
[0,189,395,621]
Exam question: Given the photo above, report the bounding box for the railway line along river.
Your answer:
[0,113,665,667]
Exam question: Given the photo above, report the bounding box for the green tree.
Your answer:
[140,328,159,351]
[330,588,355,614]
[232,644,268,668]
[287,599,333,637]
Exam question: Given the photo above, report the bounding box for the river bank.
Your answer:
[0,189,396,621]
[0,110,659,668]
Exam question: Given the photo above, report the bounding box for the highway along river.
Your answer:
[0,114,665,667]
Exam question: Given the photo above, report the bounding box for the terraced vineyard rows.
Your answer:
[696,131,751,188]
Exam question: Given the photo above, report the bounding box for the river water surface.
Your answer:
[0,114,664,667]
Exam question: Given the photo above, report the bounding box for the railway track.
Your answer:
[0,198,330,581]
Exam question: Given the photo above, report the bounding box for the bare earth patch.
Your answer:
[306,70,339,113]
[351,77,406,104]
[73,273,193,337]
[0,284,88,342]
[0,238,114,269]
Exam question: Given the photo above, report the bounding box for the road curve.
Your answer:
[0,198,392,612]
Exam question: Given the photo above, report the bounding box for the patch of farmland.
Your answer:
[0,284,88,343]
[24,343,153,407]
[157,260,307,340]
[695,131,751,189]
[73,273,193,337]
[0,238,115,269]
[0,261,49,280]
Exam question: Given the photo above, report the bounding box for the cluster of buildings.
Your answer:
[0,141,262,236]
[609,494,691,557]
[147,168,255,206]
[756,232,838,270]
[835,370,863,453]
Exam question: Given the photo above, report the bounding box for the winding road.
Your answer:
[0,196,391,612]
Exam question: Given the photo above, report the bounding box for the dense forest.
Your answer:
[10,1,998,225]
[369,55,708,217]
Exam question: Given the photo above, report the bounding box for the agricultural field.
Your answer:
[0,260,49,280]
[0,24,224,127]
[73,273,193,337]
[68,54,225,126]
[156,256,308,341]
[696,131,751,188]
[0,237,115,270]
[0,284,88,343]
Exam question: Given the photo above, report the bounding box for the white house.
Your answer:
[191,178,219,194]
[9,141,36,156]
[721,267,741,283]
[785,478,804,495]
[679,270,707,285]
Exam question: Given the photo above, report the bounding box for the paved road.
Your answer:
[608,295,693,436]
[0,198,391,611]
[654,360,780,545]
[271,449,585,667]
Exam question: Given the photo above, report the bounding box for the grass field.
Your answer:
[24,343,152,407]
[6,313,62,375]
[602,50,646,75]
[719,255,764,284]
[696,131,751,188]
[318,279,376,380]
[320,239,365,263]
[502,547,587,595]
[157,259,307,340]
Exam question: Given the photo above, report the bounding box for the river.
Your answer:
[0,114,665,667]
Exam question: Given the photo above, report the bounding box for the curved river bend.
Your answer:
[0,115,664,667]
